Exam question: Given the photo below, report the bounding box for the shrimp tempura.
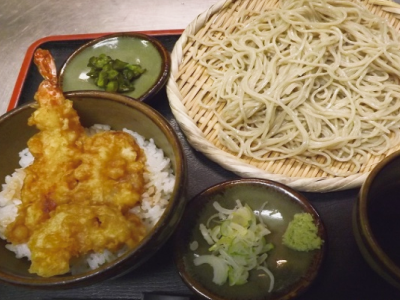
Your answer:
[6,49,147,277]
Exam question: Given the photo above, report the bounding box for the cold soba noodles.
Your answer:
[190,0,400,176]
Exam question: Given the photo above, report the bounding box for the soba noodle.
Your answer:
[190,0,400,176]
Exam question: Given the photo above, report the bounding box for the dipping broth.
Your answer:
[368,182,400,267]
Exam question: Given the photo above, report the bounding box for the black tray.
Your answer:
[2,32,400,300]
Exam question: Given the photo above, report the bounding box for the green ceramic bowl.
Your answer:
[0,91,186,288]
[59,32,170,102]
[354,151,400,290]
[174,178,326,300]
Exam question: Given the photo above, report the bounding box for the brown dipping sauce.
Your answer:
[368,184,400,267]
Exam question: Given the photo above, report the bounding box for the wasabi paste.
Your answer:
[282,213,322,251]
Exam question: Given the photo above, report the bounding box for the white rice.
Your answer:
[0,124,175,272]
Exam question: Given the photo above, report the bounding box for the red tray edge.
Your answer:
[7,29,183,112]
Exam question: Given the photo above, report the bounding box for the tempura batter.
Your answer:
[5,49,147,277]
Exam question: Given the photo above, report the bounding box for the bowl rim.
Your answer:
[58,31,171,102]
[0,91,187,288]
[358,150,400,280]
[173,178,326,300]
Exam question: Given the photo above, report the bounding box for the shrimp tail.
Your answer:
[28,48,84,139]
[33,48,58,84]
[33,48,65,107]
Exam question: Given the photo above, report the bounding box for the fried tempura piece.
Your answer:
[6,49,147,277]
[29,203,145,277]
[73,131,145,212]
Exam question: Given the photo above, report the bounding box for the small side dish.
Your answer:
[59,32,170,102]
[174,179,326,300]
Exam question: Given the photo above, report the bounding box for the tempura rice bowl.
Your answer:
[0,91,187,288]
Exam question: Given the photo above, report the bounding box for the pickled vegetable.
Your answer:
[86,54,145,93]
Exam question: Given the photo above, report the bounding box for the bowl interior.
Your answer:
[0,106,38,277]
[174,179,326,300]
[357,151,400,286]
[59,32,170,102]
[0,92,185,288]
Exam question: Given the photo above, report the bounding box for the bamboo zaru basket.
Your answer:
[166,0,400,192]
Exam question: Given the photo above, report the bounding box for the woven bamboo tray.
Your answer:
[166,0,400,192]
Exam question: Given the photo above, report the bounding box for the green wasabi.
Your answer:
[282,213,323,251]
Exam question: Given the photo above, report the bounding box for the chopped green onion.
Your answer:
[194,255,229,285]
[192,200,275,289]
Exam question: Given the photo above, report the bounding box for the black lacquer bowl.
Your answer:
[354,150,400,291]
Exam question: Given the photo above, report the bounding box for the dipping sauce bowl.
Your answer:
[354,150,400,290]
